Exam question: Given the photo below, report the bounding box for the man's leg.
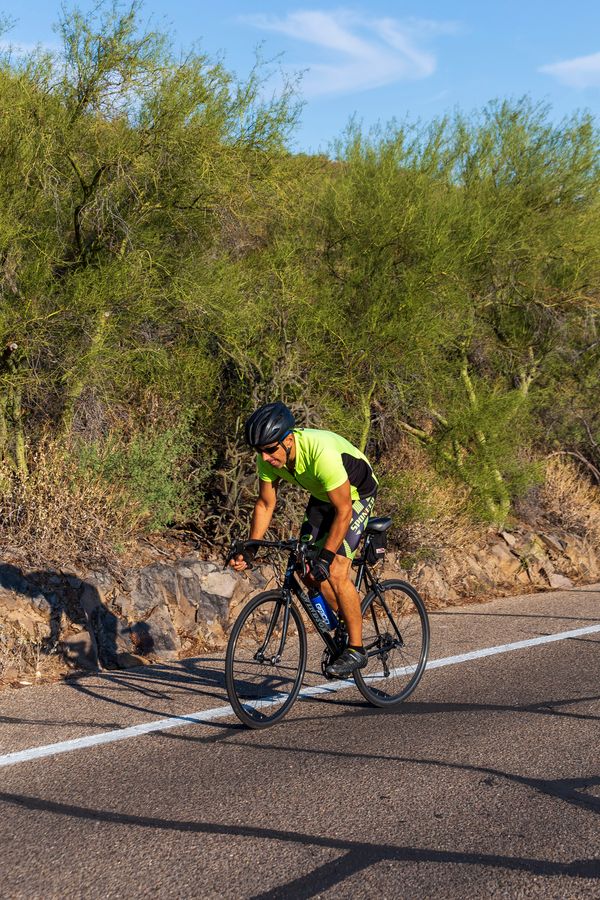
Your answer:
[321,495,376,676]
[322,555,368,676]
[320,555,362,646]
[300,494,375,675]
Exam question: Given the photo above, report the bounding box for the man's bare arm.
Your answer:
[230,479,279,572]
[322,480,353,555]
[249,479,279,539]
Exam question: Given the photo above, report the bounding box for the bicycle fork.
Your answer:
[253,595,291,665]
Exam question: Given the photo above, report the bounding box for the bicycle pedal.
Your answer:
[321,644,347,680]
[321,649,337,680]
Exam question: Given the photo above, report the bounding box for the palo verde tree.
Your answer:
[291,101,600,523]
[2,5,600,549]
[0,0,299,488]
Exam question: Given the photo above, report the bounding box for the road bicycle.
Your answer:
[224,517,430,729]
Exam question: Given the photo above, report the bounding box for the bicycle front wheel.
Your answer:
[225,591,307,729]
[354,579,430,707]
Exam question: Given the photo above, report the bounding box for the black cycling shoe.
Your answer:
[325,647,368,678]
[321,622,349,678]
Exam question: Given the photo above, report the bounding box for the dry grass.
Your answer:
[0,437,144,567]
[378,439,483,560]
[0,621,46,680]
[541,455,600,544]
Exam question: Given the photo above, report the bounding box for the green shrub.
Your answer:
[76,424,208,530]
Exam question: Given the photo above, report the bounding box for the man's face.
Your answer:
[257,436,291,467]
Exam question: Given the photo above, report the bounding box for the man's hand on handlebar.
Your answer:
[229,544,256,572]
[226,537,301,572]
[309,547,336,583]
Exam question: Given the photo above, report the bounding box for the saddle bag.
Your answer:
[366,530,387,565]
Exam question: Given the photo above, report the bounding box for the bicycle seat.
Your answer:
[365,516,392,533]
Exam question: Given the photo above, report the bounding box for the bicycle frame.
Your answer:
[248,533,396,665]
[255,546,339,662]
[225,530,430,727]
[353,542,405,652]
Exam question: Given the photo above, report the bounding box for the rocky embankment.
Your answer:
[0,521,597,686]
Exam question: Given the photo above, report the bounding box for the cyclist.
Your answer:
[230,401,378,677]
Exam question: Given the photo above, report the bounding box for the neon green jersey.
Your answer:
[256,429,378,503]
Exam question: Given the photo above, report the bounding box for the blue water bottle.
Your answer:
[308,590,339,631]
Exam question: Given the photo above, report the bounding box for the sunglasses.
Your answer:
[256,442,281,455]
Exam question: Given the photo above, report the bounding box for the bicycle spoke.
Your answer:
[226,593,307,727]
[354,580,429,706]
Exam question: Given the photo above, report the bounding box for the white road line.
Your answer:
[1,622,599,770]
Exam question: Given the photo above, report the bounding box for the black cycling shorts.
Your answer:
[299,494,376,559]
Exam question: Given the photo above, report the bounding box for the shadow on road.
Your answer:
[226,733,600,816]
[61,655,229,720]
[1,623,599,893]
[0,788,597,897]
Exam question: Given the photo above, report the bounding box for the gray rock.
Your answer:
[197,592,229,624]
[437,552,462,581]
[500,530,517,547]
[562,536,587,567]
[549,573,574,590]
[62,629,99,669]
[488,543,522,578]
[133,607,180,659]
[522,535,549,563]
[464,555,497,588]
[0,564,54,615]
[413,564,457,602]
[29,592,55,616]
[185,559,217,575]
[117,575,135,593]
[92,606,134,667]
[539,558,555,579]
[80,582,103,616]
[174,566,203,608]
[538,532,565,555]
[5,512,599,684]
[89,570,114,589]
[171,590,199,634]
[113,591,134,619]
[199,570,238,600]
[128,586,161,619]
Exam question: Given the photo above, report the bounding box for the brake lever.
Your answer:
[223,541,254,571]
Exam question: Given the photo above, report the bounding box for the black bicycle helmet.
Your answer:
[244,402,296,449]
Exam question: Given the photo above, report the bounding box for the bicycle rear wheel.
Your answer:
[354,579,429,707]
[225,591,307,728]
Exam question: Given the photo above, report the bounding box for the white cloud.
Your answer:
[240,9,457,97]
[539,51,600,89]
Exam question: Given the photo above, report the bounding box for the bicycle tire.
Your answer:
[353,579,429,707]
[225,590,307,729]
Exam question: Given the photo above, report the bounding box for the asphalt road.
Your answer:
[0,585,599,899]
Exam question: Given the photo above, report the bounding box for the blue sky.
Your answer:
[2,1,600,153]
